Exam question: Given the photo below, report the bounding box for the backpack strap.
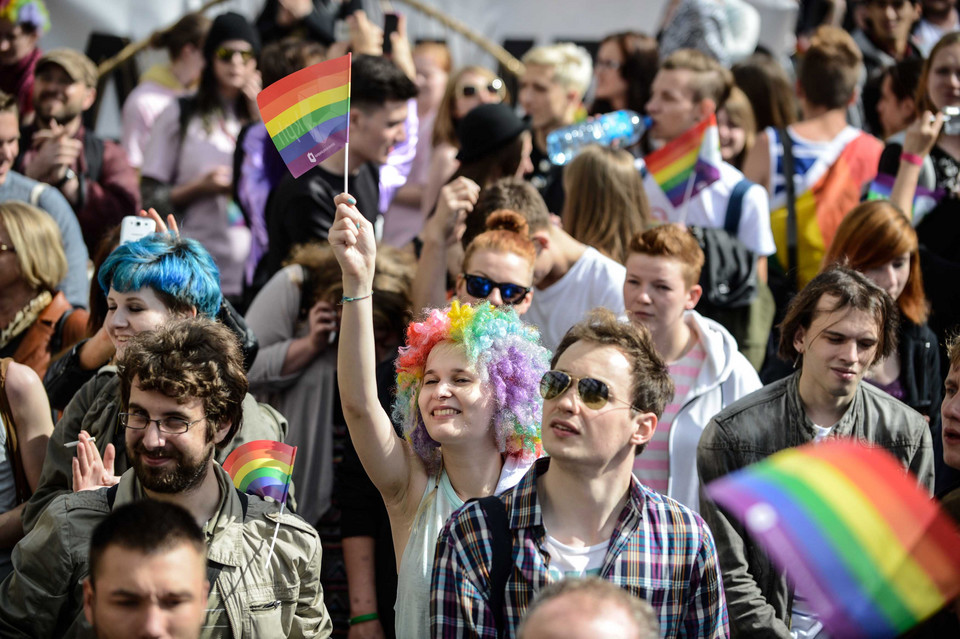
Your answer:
[477,495,512,639]
[724,178,753,236]
[778,128,799,293]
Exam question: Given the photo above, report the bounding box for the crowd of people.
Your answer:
[3,0,960,637]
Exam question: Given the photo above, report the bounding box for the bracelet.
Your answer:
[339,293,372,305]
[349,612,379,625]
[900,152,924,167]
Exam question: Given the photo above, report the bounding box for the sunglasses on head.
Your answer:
[463,274,530,305]
[215,46,254,63]
[459,78,504,98]
[540,370,637,410]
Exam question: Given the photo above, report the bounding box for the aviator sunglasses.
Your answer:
[215,46,255,63]
[539,370,638,410]
[463,274,530,305]
[459,78,505,99]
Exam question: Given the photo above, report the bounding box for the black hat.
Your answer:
[204,12,261,60]
[456,103,528,163]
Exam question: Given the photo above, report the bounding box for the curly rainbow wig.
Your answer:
[392,300,550,469]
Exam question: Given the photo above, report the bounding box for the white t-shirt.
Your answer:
[639,159,776,257]
[524,246,626,352]
[543,533,609,581]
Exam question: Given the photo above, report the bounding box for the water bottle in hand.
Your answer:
[547,110,651,165]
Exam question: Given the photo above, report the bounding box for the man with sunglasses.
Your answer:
[432,308,729,639]
[16,48,140,253]
[0,318,332,638]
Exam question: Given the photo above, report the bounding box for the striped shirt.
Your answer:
[431,458,729,638]
[634,341,707,493]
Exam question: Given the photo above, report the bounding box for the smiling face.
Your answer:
[416,341,496,449]
[453,70,502,119]
[928,43,960,111]
[864,0,919,46]
[645,68,703,143]
[0,18,39,66]
[794,295,881,407]
[717,107,746,162]
[351,99,409,165]
[83,544,208,639]
[125,384,228,495]
[106,287,185,355]
[456,248,534,314]
[623,253,699,350]
[941,363,960,469]
[861,252,911,301]
[0,110,18,187]
[32,63,95,125]
[541,340,654,470]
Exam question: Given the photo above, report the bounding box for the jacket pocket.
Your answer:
[243,583,299,636]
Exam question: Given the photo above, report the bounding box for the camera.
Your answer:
[943,106,960,136]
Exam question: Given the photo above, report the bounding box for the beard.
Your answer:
[129,439,214,494]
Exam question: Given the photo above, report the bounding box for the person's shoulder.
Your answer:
[859,380,927,424]
[577,246,627,277]
[243,494,320,541]
[637,481,715,541]
[711,376,789,425]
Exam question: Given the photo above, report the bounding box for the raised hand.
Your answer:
[903,111,944,158]
[137,207,179,236]
[71,430,120,492]
[423,177,480,247]
[329,193,377,292]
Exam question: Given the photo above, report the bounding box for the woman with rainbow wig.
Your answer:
[330,193,549,638]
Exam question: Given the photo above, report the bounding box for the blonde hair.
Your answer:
[0,201,67,291]
[432,66,504,149]
[562,145,651,263]
[522,43,593,97]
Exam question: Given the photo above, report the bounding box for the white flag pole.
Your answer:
[678,169,698,227]
[344,142,350,196]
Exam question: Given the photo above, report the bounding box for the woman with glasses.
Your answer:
[140,12,261,303]
[20,231,287,533]
[422,66,506,218]
[590,31,659,118]
[330,193,548,638]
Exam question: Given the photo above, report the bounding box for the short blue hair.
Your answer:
[98,233,222,318]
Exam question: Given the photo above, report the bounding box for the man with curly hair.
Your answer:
[0,318,332,638]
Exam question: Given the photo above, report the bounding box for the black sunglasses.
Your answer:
[463,274,530,305]
[540,370,637,410]
[215,46,254,62]
[459,78,505,98]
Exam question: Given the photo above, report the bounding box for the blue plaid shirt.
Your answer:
[431,458,729,638]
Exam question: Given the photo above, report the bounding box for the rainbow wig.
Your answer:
[0,0,50,35]
[392,300,550,470]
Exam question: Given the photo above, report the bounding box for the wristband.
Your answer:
[340,293,372,304]
[900,152,924,167]
[349,612,379,625]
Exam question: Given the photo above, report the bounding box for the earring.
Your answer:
[793,353,802,369]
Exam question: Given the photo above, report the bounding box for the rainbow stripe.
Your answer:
[644,114,722,208]
[867,172,945,222]
[222,440,297,503]
[257,53,351,178]
[706,440,960,638]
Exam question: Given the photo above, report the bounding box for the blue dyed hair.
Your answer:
[98,233,222,318]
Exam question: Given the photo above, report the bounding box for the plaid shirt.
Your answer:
[431,458,729,638]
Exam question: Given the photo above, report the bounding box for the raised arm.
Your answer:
[891,111,943,219]
[330,194,418,504]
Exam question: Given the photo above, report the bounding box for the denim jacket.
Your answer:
[696,372,934,638]
[0,465,332,638]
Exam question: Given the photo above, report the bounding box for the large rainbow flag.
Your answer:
[222,440,297,504]
[706,440,960,638]
[867,172,945,224]
[257,53,351,178]
[644,114,722,209]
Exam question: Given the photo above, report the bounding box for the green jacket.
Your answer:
[0,465,332,638]
[23,366,292,533]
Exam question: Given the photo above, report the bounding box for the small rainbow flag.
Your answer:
[706,440,960,638]
[644,114,722,209]
[867,172,945,223]
[257,53,351,178]
[222,440,297,504]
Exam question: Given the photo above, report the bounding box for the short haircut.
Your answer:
[0,91,17,118]
[823,200,928,325]
[517,577,659,639]
[798,26,862,110]
[661,48,733,107]
[522,43,593,98]
[117,318,248,450]
[98,233,223,319]
[563,145,650,263]
[149,12,210,59]
[464,177,551,247]
[881,57,923,103]
[463,210,536,274]
[0,201,67,292]
[732,52,798,131]
[628,224,704,288]
[351,54,418,111]
[259,37,327,87]
[88,501,206,585]
[552,308,674,421]
[778,266,898,365]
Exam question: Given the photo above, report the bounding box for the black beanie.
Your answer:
[204,12,261,60]
[456,103,528,163]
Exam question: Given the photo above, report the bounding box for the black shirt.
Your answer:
[525,143,565,215]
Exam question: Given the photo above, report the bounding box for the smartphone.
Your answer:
[119,216,157,245]
[383,13,399,55]
[943,106,960,136]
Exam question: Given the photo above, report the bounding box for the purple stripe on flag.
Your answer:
[663,159,722,208]
[278,114,349,164]
[286,129,350,178]
[246,476,288,502]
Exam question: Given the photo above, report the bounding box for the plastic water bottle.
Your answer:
[546,110,651,166]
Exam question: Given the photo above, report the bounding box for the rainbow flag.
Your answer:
[706,440,960,638]
[644,114,722,208]
[257,53,351,178]
[222,440,297,504]
[867,172,945,223]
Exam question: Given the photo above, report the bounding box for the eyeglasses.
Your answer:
[214,46,255,63]
[595,59,622,71]
[463,274,530,305]
[539,370,637,410]
[0,243,14,254]
[119,412,208,435]
[459,78,505,99]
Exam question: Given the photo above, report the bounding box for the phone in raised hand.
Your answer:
[119,216,157,245]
